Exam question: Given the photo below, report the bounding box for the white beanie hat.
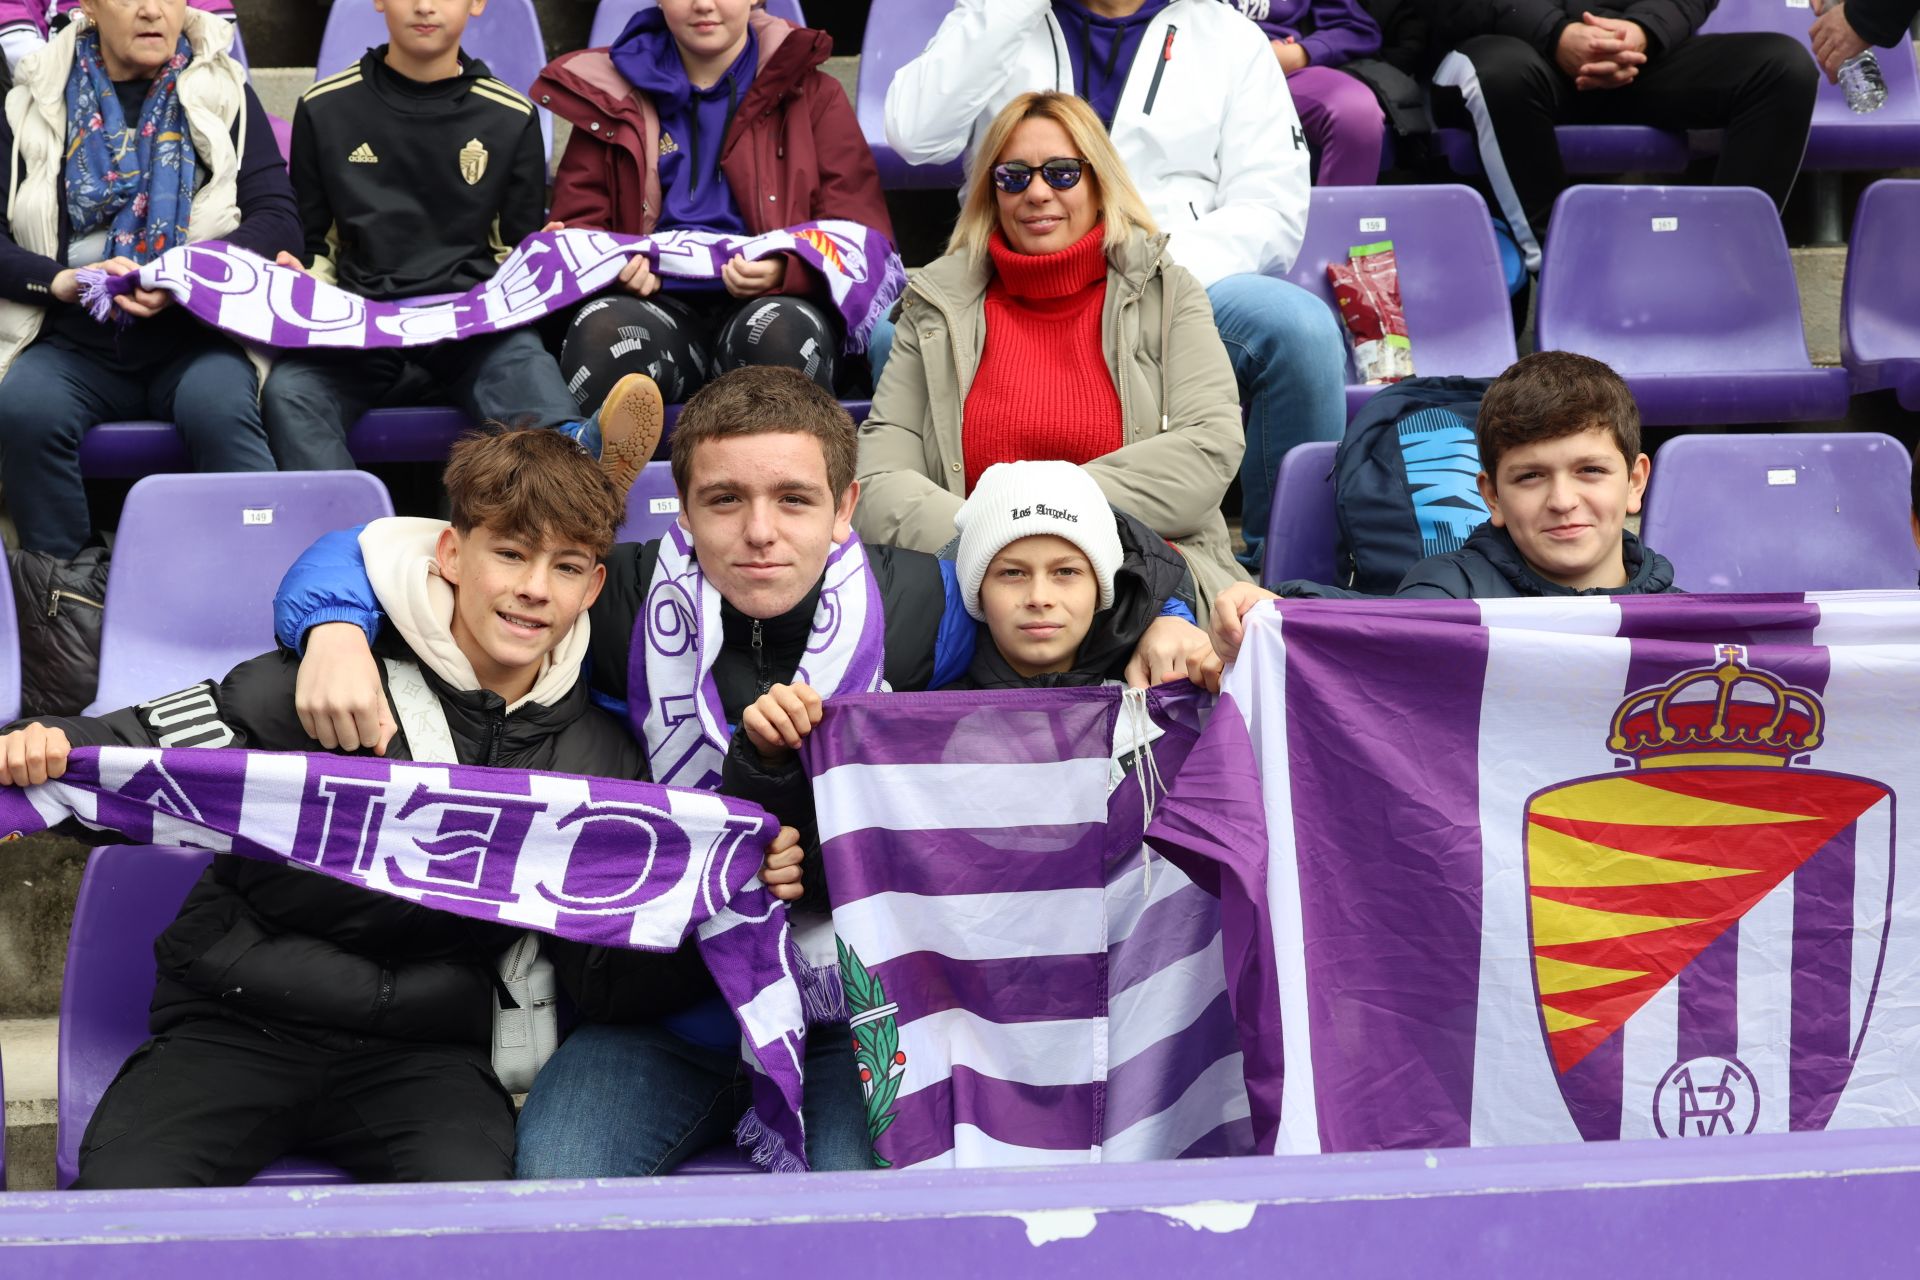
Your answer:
[955,461,1123,621]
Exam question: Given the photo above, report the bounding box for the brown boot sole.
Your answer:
[597,372,665,499]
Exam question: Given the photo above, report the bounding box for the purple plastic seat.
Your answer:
[1841,179,1920,409]
[1697,0,1920,170]
[589,0,804,47]
[619,461,682,543]
[57,845,352,1188]
[1638,432,1919,593]
[856,0,965,190]
[0,538,17,725]
[1260,440,1340,589]
[1535,185,1848,426]
[1282,184,1518,418]
[87,471,394,716]
[1435,124,1690,177]
[673,1147,763,1175]
[316,0,552,162]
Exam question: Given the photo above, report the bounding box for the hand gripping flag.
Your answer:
[77,222,907,355]
[802,684,1254,1169]
[1146,592,1920,1154]
[0,744,820,1168]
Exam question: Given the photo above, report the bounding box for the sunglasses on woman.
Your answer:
[990,157,1092,195]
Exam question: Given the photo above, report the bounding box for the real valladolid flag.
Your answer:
[1147,593,1920,1153]
[803,685,1254,1169]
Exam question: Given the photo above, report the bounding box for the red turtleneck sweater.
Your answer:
[961,224,1124,492]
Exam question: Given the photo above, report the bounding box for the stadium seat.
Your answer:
[1260,441,1340,589]
[619,462,682,544]
[267,111,293,173]
[1841,179,1920,409]
[0,539,20,726]
[1434,124,1690,178]
[315,0,553,163]
[1697,0,1920,170]
[856,0,965,189]
[1282,184,1518,418]
[589,0,805,47]
[1535,185,1848,426]
[87,471,395,716]
[57,845,352,1188]
[1638,432,1920,592]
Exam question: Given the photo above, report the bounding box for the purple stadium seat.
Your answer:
[57,845,351,1188]
[1535,185,1848,426]
[1697,0,1920,170]
[674,1147,763,1175]
[619,461,682,543]
[87,471,394,716]
[1260,440,1340,589]
[1282,184,1517,418]
[589,0,805,47]
[0,538,21,726]
[1638,432,1920,592]
[316,0,552,162]
[856,0,965,190]
[1841,179,1920,409]
[1434,124,1690,177]
[266,111,292,173]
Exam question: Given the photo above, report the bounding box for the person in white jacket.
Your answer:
[875,0,1349,573]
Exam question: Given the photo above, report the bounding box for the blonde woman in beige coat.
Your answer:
[854,91,1250,607]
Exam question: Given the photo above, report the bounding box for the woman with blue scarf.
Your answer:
[0,0,298,557]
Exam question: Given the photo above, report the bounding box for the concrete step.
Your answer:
[2,1017,58,1192]
[0,833,86,1021]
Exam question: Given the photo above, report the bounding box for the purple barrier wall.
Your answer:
[6,1128,1920,1275]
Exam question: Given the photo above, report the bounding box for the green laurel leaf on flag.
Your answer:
[837,935,905,1169]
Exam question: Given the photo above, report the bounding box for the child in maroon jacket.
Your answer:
[534,0,893,408]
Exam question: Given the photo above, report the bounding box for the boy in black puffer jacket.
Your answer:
[0,428,658,1188]
[1212,351,1679,661]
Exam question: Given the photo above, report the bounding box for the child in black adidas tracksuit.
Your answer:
[260,1,635,472]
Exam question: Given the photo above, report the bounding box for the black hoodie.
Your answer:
[1397,523,1679,599]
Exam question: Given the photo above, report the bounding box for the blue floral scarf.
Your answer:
[63,28,197,264]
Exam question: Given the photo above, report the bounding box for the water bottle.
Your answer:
[1839,52,1888,114]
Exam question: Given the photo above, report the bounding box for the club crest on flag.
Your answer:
[839,937,906,1168]
[1523,645,1895,1141]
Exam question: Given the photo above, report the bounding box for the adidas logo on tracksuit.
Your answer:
[348,143,378,164]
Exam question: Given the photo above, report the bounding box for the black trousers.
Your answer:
[71,1018,517,1189]
[260,328,581,471]
[1433,31,1818,261]
[560,292,841,407]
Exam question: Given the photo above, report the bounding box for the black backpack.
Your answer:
[1334,376,1495,594]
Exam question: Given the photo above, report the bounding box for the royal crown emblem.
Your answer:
[1522,644,1893,1141]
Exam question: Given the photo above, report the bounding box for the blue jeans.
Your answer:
[867,274,1347,574]
[1206,274,1348,572]
[514,1022,873,1177]
[0,335,273,556]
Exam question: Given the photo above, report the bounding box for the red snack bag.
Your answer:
[1326,240,1413,384]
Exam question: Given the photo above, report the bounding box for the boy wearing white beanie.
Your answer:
[952,461,1210,688]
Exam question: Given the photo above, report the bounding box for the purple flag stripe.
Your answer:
[885,1068,1099,1168]
[1561,1026,1626,1143]
[1678,921,1741,1063]
[821,824,1111,904]
[1280,605,1490,1151]
[807,689,1118,770]
[1792,822,1859,1132]
[1613,595,1824,644]
[871,951,1106,1027]
[1104,990,1239,1135]
[1177,1115,1257,1159]
[1107,879,1222,998]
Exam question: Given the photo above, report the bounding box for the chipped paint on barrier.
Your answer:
[1010,1208,1100,1246]
[1149,1201,1259,1234]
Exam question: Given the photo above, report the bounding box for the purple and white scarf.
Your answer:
[77,221,907,354]
[627,522,889,1167]
[0,743,818,1168]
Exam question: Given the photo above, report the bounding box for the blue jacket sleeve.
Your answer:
[929,559,977,691]
[273,525,382,652]
[1158,596,1196,624]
